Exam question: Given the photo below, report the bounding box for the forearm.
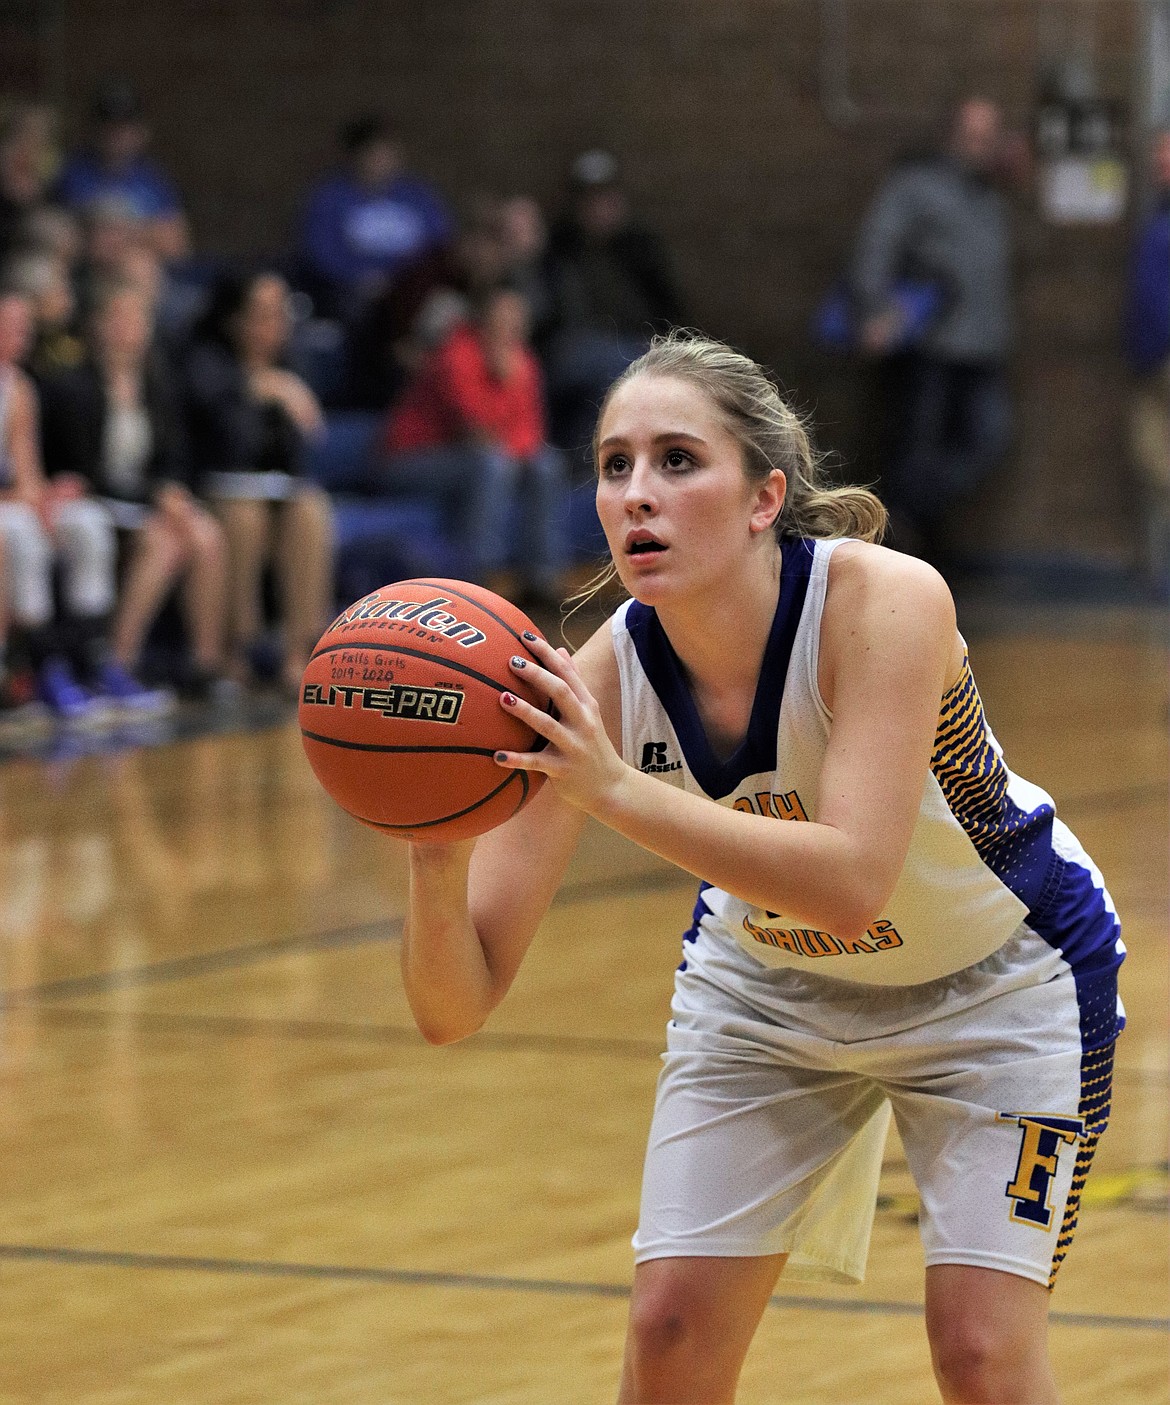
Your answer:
[401,842,496,1044]
[592,769,885,939]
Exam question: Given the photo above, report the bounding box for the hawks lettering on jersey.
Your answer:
[733,786,906,959]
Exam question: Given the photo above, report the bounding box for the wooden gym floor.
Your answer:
[0,608,1166,1404]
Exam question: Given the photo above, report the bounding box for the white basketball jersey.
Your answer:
[611,537,1122,989]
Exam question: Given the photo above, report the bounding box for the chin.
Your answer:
[620,569,691,609]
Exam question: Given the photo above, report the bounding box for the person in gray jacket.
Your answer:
[851,97,1015,565]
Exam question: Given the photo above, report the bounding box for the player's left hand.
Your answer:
[495,632,628,816]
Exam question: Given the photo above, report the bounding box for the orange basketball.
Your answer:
[299,579,549,841]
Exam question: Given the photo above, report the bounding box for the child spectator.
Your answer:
[40,279,229,699]
[377,284,568,606]
[183,269,334,693]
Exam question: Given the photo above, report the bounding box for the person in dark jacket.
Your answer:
[40,278,228,696]
[183,269,334,692]
[542,150,686,473]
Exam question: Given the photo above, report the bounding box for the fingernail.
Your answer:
[510,656,526,669]
[522,630,537,641]
[494,751,508,762]
[501,692,517,706]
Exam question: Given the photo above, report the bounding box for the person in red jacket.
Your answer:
[378,284,568,604]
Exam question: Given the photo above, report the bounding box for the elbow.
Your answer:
[821,878,895,946]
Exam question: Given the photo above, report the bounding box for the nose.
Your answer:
[622,460,657,515]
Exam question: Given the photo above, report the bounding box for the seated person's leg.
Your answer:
[110,515,188,670]
[211,496,271,681]
[177,505,230,685]
[275,483,335,691]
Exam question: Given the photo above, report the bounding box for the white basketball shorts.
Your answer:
[632,924,1120,1289]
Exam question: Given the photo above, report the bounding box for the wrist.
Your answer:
[588,761,640,829]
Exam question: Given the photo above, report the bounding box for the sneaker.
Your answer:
[92,660,175,715]
[38,658,106,721]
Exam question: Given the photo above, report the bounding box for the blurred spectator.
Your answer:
[543,149,685,472]
[850,97,1017,566]
[297,112,453,321]
[183,269,334,692]
[497,195,552,334]
[343,195,516,412]
[1124,129,1170,597]
[0,288,165,717]
[22,202,81,266]
[0,533,20,713]
[2,249,85,383]
[72,193,147,319]
[55,80,190,264]
[0,528,46,717]
[40,279,229,697]
[377,284,568,605]
[0,102,58,266]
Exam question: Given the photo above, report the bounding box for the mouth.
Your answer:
[625,533,667,557]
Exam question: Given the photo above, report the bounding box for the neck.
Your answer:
[653,543,782,696]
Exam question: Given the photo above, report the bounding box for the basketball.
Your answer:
[299,579,549,841]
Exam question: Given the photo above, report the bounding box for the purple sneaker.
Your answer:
[93,660,175,714]
[38,658,104,721]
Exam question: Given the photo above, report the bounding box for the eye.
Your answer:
[663,449,693,470]
[601,453,631,478]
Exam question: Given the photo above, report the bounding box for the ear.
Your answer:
[749,469,786,536]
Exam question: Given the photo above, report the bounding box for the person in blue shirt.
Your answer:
[297,112,453,321]
[55,81,189,265]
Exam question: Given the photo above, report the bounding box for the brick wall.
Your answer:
[28,0,1152,566]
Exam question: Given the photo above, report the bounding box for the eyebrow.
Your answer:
[597,429,709,450]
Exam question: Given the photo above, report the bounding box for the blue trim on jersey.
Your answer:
[1031,853,1125,997]
[931,661,1122,986]
[931,662,1058,908]
[626,537,815,800]
[679,882,713,972]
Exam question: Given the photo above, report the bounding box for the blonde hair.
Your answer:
[594,330,887,543]
[561,332,886,635]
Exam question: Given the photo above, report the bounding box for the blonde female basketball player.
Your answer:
[400,333,1123,1404]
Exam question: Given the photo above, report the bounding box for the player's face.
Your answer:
[595,373,782,604]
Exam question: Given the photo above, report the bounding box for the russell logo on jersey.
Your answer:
[640,742,683,774]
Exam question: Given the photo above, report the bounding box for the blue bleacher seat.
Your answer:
[308,412,464,602]
[290,316,349,410]
[306,411,382,493]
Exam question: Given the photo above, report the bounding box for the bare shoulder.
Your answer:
[821,541,961,702]
[827,539,954,625]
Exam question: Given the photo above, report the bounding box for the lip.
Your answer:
[624,529,667,556]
